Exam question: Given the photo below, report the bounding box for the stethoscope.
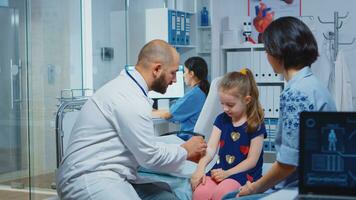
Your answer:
[125,68,147,97]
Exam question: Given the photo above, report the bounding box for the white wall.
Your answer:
[0,0,8,6]
[212,0,356,110]
[69,0,83,89]
[90,0,193,88]
[127,0,166,65]
[211,0,248,78]
[110,10,127,74]
[91,0,126,90]
[302,0,356,110]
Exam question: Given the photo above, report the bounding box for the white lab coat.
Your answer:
[331,50,353,111]
[56,69,187,200]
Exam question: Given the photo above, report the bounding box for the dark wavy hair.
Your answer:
[184,57,210,96]
[263,16,319,69]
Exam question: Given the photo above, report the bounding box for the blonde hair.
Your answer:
[218,68,264,133]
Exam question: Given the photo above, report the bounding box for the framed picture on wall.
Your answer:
[248,0,301,43]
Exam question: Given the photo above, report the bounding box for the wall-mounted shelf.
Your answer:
[197,51,211,54]
[197,26,211,29]
[221,43,264,50]
[257,81,285,86]
[174,45,197,48]
[146,8,196,46]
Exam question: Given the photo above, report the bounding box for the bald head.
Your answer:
[136,39,179,69]
[135,40,180,93]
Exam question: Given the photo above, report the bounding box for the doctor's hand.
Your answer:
[181,136,207,163]
[152,109,171,119]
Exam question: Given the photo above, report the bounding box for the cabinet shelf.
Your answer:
[257,81,285,86]
[174,45,197,48]
[221,43,264,50]
[197,51,211,54]
[183,11,196,15]
[197,26,211,29]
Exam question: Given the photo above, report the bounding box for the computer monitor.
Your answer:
[299,112,356,196]
[125,65,185,99]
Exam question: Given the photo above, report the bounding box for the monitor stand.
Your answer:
[152,99,170,110]
[152,99,158,109]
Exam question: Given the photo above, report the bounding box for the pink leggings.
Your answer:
[193,176,241,200]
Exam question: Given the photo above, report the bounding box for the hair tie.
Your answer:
[239,68,248,75]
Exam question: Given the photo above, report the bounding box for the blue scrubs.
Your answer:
[169,85,206,135]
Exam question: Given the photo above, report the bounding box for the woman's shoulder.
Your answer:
[185,86,207,100]
[283,75,335,111]
[288,70,328,95]
[193,85,206,95]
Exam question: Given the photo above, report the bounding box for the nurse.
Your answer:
[153,57,210,140]
[56,40,207,200]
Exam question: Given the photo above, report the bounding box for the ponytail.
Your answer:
[243,69,264,133]
[184,56,210,96]
[219,68,264,133]
[199,79,210,96]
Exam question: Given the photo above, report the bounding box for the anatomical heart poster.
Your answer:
[249,0,301,43]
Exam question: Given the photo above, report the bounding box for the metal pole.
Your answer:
[334,12,338,61]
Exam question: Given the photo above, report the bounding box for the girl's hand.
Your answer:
[238,181,257,197]
[211,168,230,182]
[190,171,206,191]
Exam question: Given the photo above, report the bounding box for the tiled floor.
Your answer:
[0,173,55,189]
[0,173,57,200]
[0,188,57,200]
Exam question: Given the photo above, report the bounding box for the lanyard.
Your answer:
[125,69,147,97]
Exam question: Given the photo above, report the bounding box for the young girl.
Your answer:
[238,17,336,198]
[191,68,266,200]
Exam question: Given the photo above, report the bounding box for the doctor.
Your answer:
[56,39,207,200]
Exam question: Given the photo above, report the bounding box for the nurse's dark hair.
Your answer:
[218,69,264,133]
[184,57,210,96]
[263,16,319,69]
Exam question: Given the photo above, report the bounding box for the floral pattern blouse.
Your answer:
[275,67,336,166]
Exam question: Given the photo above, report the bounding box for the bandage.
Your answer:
[207,147,215,158]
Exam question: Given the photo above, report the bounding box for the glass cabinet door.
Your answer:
[26,0,128,199]
[0,0,30,199]
[27,0,84,199]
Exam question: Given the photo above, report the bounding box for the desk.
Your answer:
[152,117,180,136]
[152,117,168,125]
